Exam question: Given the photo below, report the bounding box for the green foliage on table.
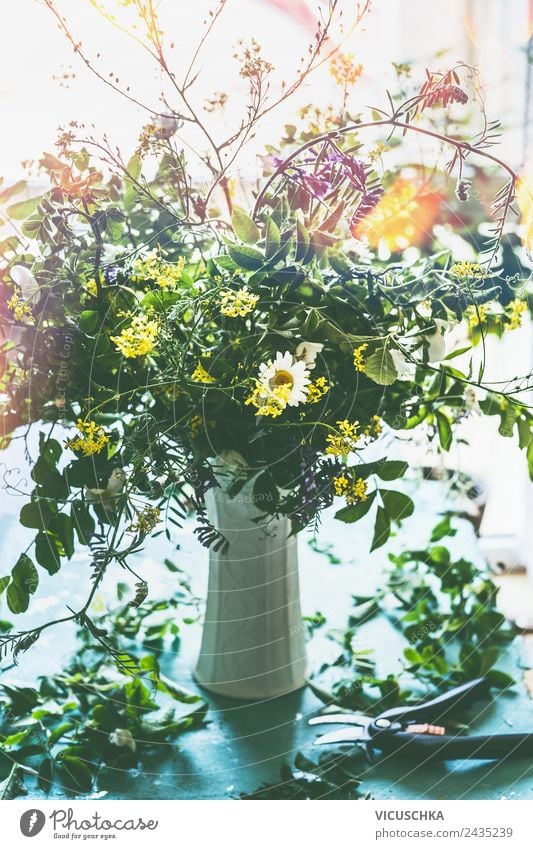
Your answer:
[0,579,205,798]
[240,752,369,800]
[311,520,515,711]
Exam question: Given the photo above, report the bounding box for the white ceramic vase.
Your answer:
[194,474,307,700]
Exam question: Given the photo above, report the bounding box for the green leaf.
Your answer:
[20,500,56,530]
[375,460,408,481]
[517,417,531,451]
[380,489,415,524]
[370,506,391,551]
[328,252,352,274]
[12,554,38,596]
[48,722,75,747]
[6,581,29,614]
[295,218,310,261]
[214,255,238,271]
[7,196,41,220]
[231,207,260,244]
[0,576,10,595]
[436,410,452,451]
[485,669,514,689]
[35,532,61,575]
[443,345,472,360]
[498,403,517,438]
[252,471,279,510]
[527,439,533,482]
[227,243,264,270]
[59,756,93,792]
[430,515,457,542]
[265,216,281,259]
[48,513,75,559]
[71,501,95,546]
[37,757,53,792]
[79,310,99,334]
[335,490,376,523]
[126,154,142,181]
[364,349,398,386]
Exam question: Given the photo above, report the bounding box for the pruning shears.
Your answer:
[309,678,533,760]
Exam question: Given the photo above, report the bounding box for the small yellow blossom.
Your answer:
[66,419,110,456]
[220,287,259,318]
[131,248,186,290]
[332,474,368,504]
[363,415,383,438]
[353,343,368,373]
[333,474,349,497]
[326,420,361,456]
[465,304,487,329]
[191,363,216,384]
[450,262,486,280]
[128,505,161,535]
[245,381,291,418]
[7,291,34,323]
[306,376,330,404]
[505,298,528,330]
[85,277,98,297]
[329,52,363,88]
[111,314,159,358]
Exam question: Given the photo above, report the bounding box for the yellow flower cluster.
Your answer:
[332,474,368,504]
[363,415,383,438]
[111,314,159,358]
[465,304,487,329]
[450,262,486,280]
[353,343,368,373]
[66,419,110,456]
[7,292,34,323]
[329,52,363,88]
[245,382,291,418]
[128,505,161,535]
[326,419,361,456]
[191,363,216,384]
[131,249,186,290]
[505,298,528,330]
[85,277,98,297]
[306,376,329,404]
[220,287,259,318]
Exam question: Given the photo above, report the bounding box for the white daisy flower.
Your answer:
[295,341,324,369]
[257,351,310,408]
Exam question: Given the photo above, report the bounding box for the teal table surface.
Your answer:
[1,462,532,801]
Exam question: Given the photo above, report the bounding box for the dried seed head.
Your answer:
[455,178,471,202]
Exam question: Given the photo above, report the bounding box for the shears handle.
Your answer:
[373,730,533,761]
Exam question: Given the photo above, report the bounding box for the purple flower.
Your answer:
[350,187,385,230]
[105,266,118,284]
[281,145,379,202]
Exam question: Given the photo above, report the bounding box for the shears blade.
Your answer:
[314,727,367,746]
[308,713,370,727]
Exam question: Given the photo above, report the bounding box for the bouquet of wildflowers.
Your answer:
[0,0,531,657]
